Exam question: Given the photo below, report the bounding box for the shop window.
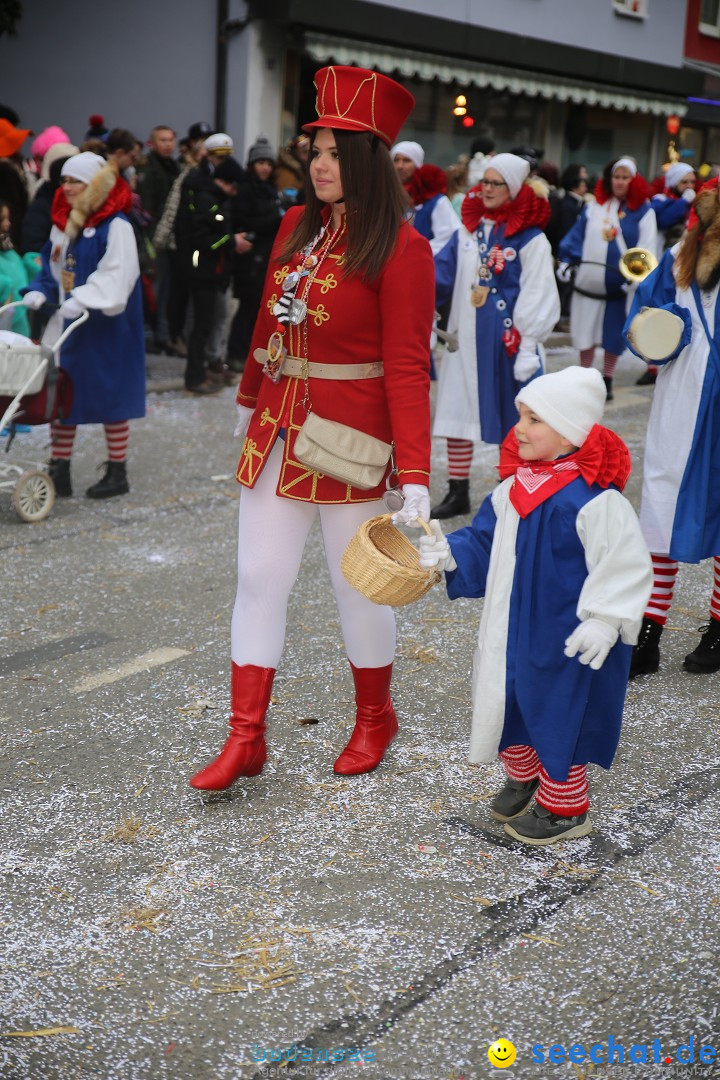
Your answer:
[612,0,648,17]
[699,0,720,37]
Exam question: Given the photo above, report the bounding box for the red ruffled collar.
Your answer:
[497,424,631,517]
[50,177,133,232]
[461,182,551,237]
[593,173,650,212]
[405,164,447,207]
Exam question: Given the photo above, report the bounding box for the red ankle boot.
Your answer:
[189,663,275,790]
[334,662,398,776]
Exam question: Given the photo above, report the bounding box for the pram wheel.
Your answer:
[13,469,56,522]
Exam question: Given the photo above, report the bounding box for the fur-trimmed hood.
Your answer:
[50,161,133,239]
[693,186,720,291]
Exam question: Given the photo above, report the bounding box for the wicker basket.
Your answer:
[341,514,442,607]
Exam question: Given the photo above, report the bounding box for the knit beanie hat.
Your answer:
[390,140,424,169]
[612,156,637,177]
[247,135,275,165]
[665,162,694,190]
[214,156,244,185]
[487,153,530,199]
[516,367,606,448]
[86,114,108,140]
[31,126,71,161]
[60,151,106,185]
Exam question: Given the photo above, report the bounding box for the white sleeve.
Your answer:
[70,217,140,316]
[575,489,653,644]
[513,232,561,353]
[429,195,461,256]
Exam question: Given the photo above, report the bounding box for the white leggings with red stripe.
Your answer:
[50,421,130,462]
[446,438,475,479]
[579,347,618,379]
[500,744,589,816]
[645,552,720,626]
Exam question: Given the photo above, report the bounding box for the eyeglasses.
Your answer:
[481,179,507,189]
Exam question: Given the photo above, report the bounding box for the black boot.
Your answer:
[683,620,720,674]
[629,616,663,679]
[635,369,657,387]
[603,376,614,401]
[47,458,72,497]
[431,479,470,519]
[86,461,129,499]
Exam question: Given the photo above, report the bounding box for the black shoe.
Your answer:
[504,804,592,846]
[184,380,224,396]
[490,777,540,822]
[603,376,614,401]
[47,458,72,497]
[635,369,657,387]
[683,620,720,674]
[86,461,129,499]
[431,479,470,519]
[629,617,663,679]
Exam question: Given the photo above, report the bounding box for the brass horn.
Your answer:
[618,247,658,283]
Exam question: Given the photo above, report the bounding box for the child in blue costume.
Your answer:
[419,367,652,845]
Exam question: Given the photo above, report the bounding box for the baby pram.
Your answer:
[0,300,88,521]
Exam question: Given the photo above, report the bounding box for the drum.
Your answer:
[626,306,685,363]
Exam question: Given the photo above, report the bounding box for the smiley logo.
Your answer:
[488,1038,517,1068]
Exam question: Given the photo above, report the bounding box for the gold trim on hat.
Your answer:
[314,67,390,145]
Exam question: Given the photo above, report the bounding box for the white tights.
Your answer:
[230,440,396,668]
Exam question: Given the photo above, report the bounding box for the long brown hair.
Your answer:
[674,222,702,291]
[280,129,409,282]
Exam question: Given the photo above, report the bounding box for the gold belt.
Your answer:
[253,348,384,381]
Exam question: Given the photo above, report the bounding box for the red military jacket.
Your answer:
[235,206,435,503]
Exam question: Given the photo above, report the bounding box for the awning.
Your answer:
[305,32,687,118]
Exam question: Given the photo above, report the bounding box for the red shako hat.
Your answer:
[302,66,415,148]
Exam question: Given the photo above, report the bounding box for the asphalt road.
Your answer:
[1,344,718,1080]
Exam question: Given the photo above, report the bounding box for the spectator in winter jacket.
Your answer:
[137,126,180,351]
[20,144,79,255]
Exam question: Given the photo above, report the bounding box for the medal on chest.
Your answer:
[61,252,76,292]
[470,285,490,308]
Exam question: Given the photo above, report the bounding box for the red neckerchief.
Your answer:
[404,164,447,207]
[497,424,631,518]
[593,173,650,212]
[50,176,133,231]
[460,182,551,237]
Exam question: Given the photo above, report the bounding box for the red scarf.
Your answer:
[460,182,551,238]
[497,424,631,518]
[593,173,650,212]
[405,164,447,207]
[50,177,133,232]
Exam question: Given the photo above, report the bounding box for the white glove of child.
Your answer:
[392,484,430,528]
[233,403,254,439]
[513,348,541,383]
[682,187,696,204]
[564,617,619,671]
[417,519,457,572]
[556,262,573,283]
[59,296,86,319]
[22,290,47,310]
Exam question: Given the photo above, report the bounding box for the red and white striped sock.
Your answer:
[50,421,77,460]
[579,348,595,369]
[645,553,679,626]
[104,421,129,462]
[447,438,474,479]
[536,764,589,816]
[710,556,720,623]
[500,744,540,782]
[603,351,619,379]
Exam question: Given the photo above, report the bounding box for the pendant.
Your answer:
[470,285,490,308]
[383,472,405,512]
[287,298,308,325]
[61,269,75,291]
[478,265,492,282]
[262,331,287,383]
[283,271,301,292]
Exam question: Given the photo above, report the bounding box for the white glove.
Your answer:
[233,403,254,439]
[564,618,619,671]
[556,262,573,284]
[417,519,457,572]
[682,187,696,204]
[513,348,541,383]
[59,296,86,319]
[391,484,430,528]
[22,290,47,310]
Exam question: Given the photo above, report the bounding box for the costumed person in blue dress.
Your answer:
[431,153,559,519]
[558,157,657,401]
[22,152,145,499]
[391,141,459,256]
[418,367,652,845]
[624,181,720,678]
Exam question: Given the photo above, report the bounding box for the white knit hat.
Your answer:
[390,140,424,169]
[612,156,637,177]
[516,367,606,448]
[665,162,694,190]
[60,151,106,185]
[487,153,530,199]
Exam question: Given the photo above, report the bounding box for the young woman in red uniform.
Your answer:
[190,66,435,791]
